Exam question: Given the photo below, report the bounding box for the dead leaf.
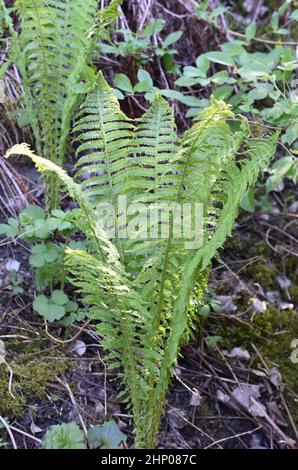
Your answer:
[5,259,20,272]
[216,389,230,403]
[215,295,237,313]
[276,274,291,290]
[266,290,280,304]
[95,401,105,416]
[252,297,266,313]
[267,401,288,428]
[0,340,6,365]
[270,367,284,391]
[232,384,267,417]
[30,421,43,434]
[223,347,251,361]
[278,301,294,310]
[168,408,186,429]
[190,392,202,407]
[70,340,86,357]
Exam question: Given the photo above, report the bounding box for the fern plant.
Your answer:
[5,73,278,448]
[2,0,120,210]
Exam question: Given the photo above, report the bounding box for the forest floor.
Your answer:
[0,0,297,449]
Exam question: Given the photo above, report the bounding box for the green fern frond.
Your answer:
[10,0,120,209]
[74,72,134,206]
[128,95,178,202]
[6,74,279,449]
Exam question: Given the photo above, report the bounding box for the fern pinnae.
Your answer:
[6,74,279,448]
[73,72,135,259]
[11,0,120,209]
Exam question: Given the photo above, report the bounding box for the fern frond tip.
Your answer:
[5,142,32,159]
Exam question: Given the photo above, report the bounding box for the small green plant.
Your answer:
[29,242,65,291]
[42,422,86,449]
[266,156,298,193]
[101,18,182,73]
[42,420,126,449]
[33,290,84,324]
[87,421,126,449]
[6,73,278,448]
[0,217,19,238]
[0,206,74,290]
[0,205,87,324]
[5,271,24,295]
[33,290,70,322]
[176,42,298,123]
[114,68,202,109]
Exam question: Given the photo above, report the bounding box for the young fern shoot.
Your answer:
[6,73,278,448]
[4,0,121,210]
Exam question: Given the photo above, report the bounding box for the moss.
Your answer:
[214,212,298,425]
[0,352,70,418]
[217,305,298,421]
[249,262,278,288]
[289,285,298,305]
[253,240,268,257]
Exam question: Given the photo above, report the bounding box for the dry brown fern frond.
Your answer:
[0,155,34,217]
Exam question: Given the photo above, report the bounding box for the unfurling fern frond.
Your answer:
[74,72,134,207]
[10,0,121,210]
[6,73,278,448]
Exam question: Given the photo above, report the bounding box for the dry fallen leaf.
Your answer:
[216,389,230,403]
[0,340,6,365]
[232,384,267,417]
[266,290,280,304]
[276,274,291,290]
[168,408,187,429]
[5,259,20,272]
[278,301,294,310]
[270,367,284,391]
[215,295,237,313]
[69,340,86,357]
[223,347,251,361]
[267,401,288,428]
[30,421,43,434]
[190,392,202,407]
[252,297,266,313]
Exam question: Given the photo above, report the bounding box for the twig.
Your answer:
[56,376,88,438]
[8,424,42,444]
[167,404,223,449]
[44,319,91,344]
[0,415,17,449]
[139,0,153,30]
[97,353,108,418]
[227,29,298,46]
[204,425,262,449]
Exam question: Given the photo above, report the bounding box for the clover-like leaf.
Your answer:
[29,243,61,268]
[0,218,19,238]
[51,290,69,306]
[33,290,69,322]
[87,421,126,449]
[43,422,86,449]
[19,204,45,225]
